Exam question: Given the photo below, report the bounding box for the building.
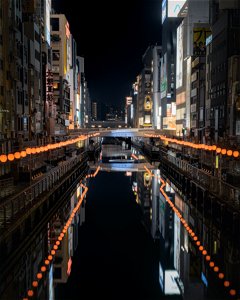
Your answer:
[0,0,52,177]
[125,96,133,126]
[208,0,240,144]
[76,56,85,128]
[137,65,152,128]
[160,0,180,135]
[131,78,139,128]
[51,14,72,136]
[166,0,210,141]
[144,45,162,129]
[92,102,97,121]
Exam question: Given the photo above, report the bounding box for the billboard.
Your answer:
[162,0,167,24]
[45,0,51,46]
[193,28,211,56]
[163,116,176,129]
[160,53,167,99]
[176,21,184,89]
[168,0,186,18]
[159,262,181,295]
[165,270,181,295]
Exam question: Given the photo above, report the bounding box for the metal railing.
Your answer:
[162,150,240,206]
[0,178,14,198]
[0,151,88,228]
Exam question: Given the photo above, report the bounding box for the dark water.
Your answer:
[1,152,240,299]
[55,172,161,300]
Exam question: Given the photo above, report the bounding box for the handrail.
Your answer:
[0,151,88,227]
[160,149,240,206]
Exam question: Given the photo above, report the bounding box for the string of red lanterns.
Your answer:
[145,134,239,158]
[0,133,100,163]
[22,166,102,299]
[143,165,154,177]
[86,166,101,178]
[159,177,238,298]
[22,183,89,299]
[131,153,139,160]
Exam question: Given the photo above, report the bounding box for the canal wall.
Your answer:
[133,142,240,236]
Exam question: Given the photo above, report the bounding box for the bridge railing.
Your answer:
[160,150,240,206]
[0,151,88,228]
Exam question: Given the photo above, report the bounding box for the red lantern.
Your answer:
[8,154,15,161]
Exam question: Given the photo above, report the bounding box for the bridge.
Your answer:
[70,128,158,137]
[89,162,155,172]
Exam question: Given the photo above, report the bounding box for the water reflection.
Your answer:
[153,174,240,299]
[57,171,160,300]
[1,142,240,299]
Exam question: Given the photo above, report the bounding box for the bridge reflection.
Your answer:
[89,162,155,172]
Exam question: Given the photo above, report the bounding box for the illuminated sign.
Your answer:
[46,69,54,117]
[206,34,212,46]
[162,0,167,24]
[165,270,181,295]
[67,257,72,276]
[193,28,211,56]
[176,92,185,105]
[144,95,152,111]
[176,21,184,89]
[171,103,176,116]
[166,103,171,117]
[125,171,132,176]
[215,155,219,169]
[144,115,152,126]
[159,263,164,290]
[201,272,208,287]
[160,53,167,99]
[126,96,132,106]
[65,22,71,39]
[144,172,151,186]
[45,0,51,46]
[168,0,186,18]
[163,117,176,129]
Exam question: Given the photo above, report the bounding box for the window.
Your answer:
[18,117,23,131]
[0,86,4,96]
[51,18,59,31]
[53,82,59,90]
[18,90,23,104]
[53,50,60,61]
[54,267,62,279]
[35,50,40,61]
[34,31,40,43]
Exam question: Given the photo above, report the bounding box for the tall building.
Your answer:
[76,56,85,128]
[0,0,25,178]
[160,0,180,135]
[125,96,133,126]
[131,78,139,128]
[51,14,72,136]
[174,1,210,141]
[137,65,152,128]
[141,46,162,129]
[83,81,91,127]
[23,0,52,144]
[92,102,97,121]
[0,0,52,176]
[208,0,240,143]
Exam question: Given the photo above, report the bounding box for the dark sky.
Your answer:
[52,0,162,108]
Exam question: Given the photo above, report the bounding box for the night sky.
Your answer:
[52,0,162,108]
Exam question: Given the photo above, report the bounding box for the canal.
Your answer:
[1,140,239,299]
